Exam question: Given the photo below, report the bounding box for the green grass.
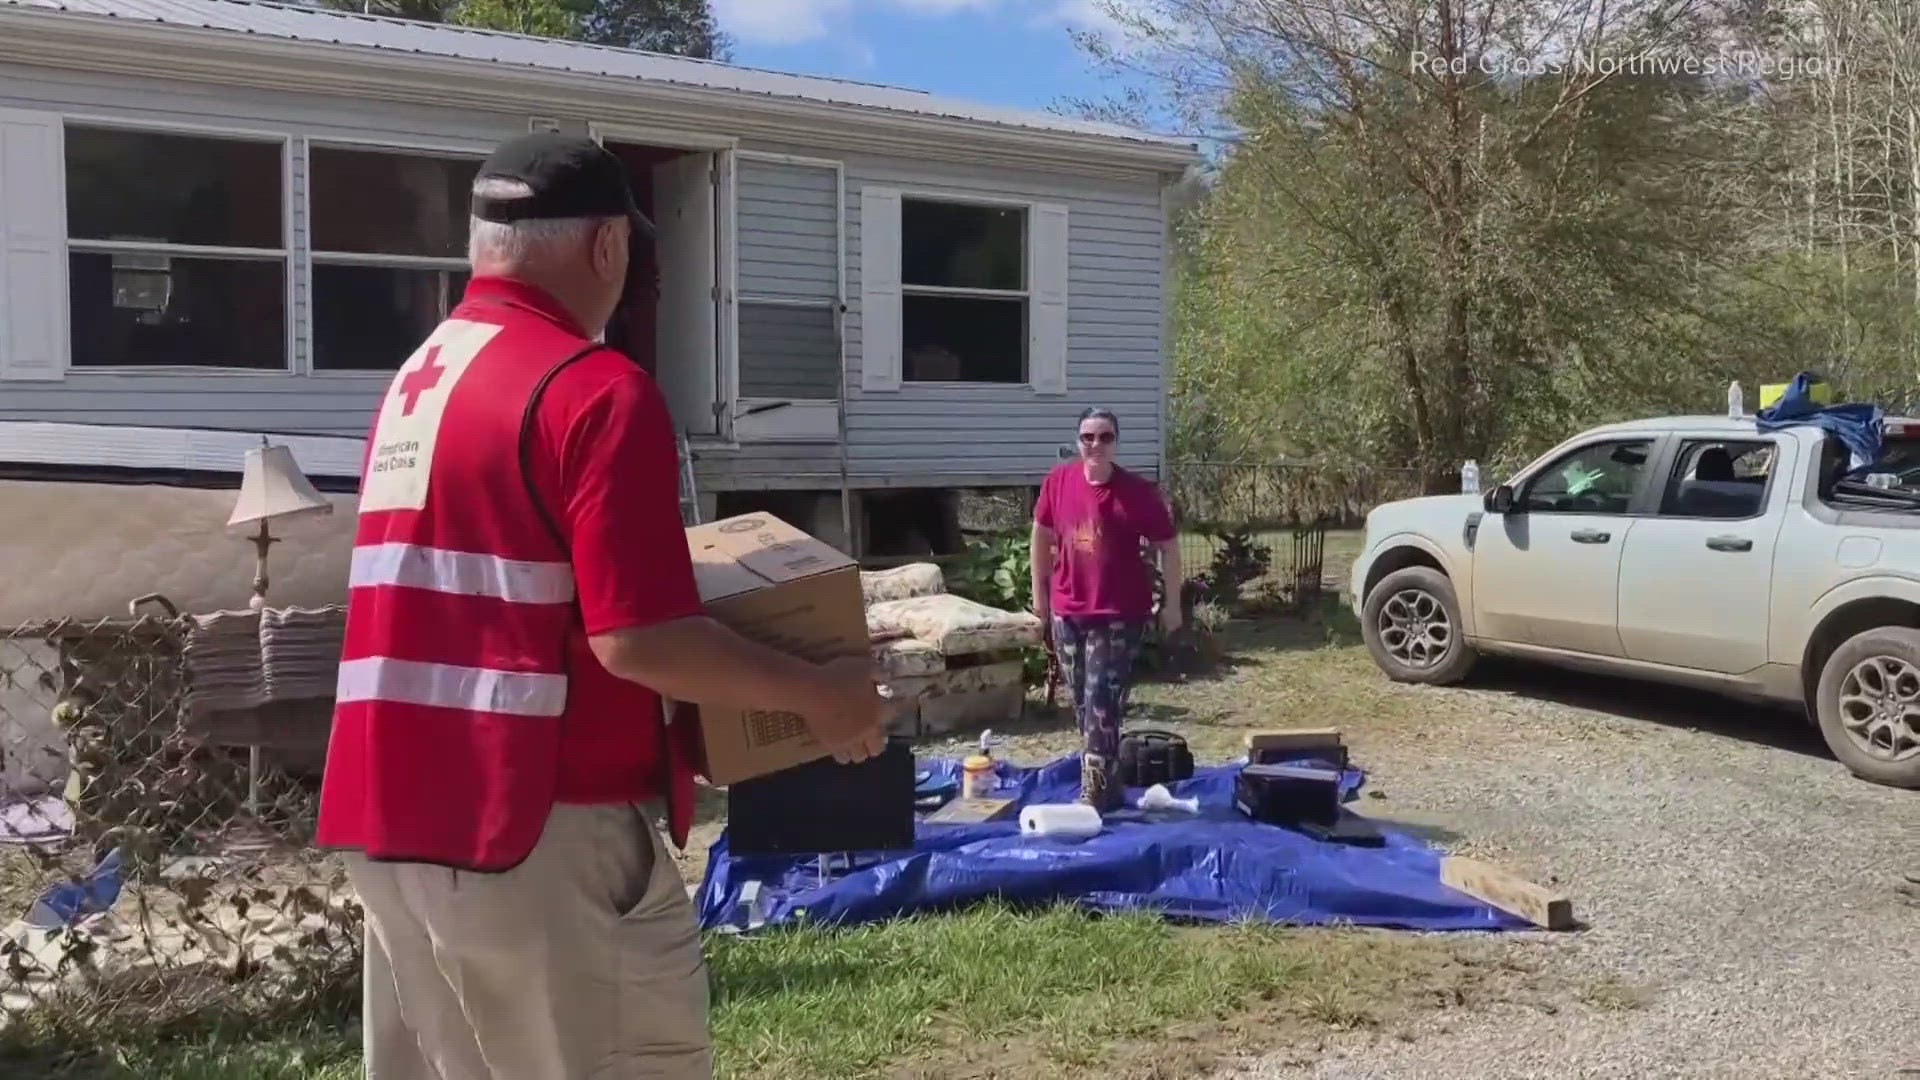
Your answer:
[46,1032,364,1080]
[5,901,1484,1080]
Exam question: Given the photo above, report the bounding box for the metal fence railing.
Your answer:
[1163,462,1424,615]
[0,613,356,1035]
[941,462,1426,617]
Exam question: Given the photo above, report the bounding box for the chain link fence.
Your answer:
[0,612,357,1042]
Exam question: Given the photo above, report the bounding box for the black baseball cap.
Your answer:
[471,132,655,239]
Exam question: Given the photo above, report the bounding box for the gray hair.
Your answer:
[467,177,616,265]
[1078,406,1120,436]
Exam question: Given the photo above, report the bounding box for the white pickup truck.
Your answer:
[1350,415,1920,788]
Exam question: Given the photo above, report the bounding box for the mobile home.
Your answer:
[0,0,1194,609]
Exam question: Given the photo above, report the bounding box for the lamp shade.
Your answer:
[227,443,334,527]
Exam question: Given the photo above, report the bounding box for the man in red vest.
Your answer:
[317,133,887,1080]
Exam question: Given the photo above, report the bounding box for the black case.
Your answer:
[726,738,917,856]
[1117,729,1195,788]
[1233,763,1342,826]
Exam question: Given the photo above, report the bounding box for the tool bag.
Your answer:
[1116,729,1194,789]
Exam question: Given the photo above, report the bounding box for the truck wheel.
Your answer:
[1815,627,1920,789]
[1362,566,1477,686]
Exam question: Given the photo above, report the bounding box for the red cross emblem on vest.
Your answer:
[397,345,447,417]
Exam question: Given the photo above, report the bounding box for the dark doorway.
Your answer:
[603,142,690,378]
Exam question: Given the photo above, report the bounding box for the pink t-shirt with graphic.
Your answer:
[1035,462,1177,619]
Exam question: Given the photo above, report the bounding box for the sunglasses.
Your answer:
[1078,431,1117,445]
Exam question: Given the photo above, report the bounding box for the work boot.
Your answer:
[1079,752,1119,812]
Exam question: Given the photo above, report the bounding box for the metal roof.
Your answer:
[0,0,1191,150]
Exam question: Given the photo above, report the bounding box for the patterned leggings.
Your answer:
[1052,616,1147,766]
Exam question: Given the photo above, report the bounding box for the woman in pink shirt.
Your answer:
[1031,408,1183,810]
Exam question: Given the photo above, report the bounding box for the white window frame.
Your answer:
[898,192,1031,388]
[58,115,296,377]
[733,150,844,443]
[302,136,490,378]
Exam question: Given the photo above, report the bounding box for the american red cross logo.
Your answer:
[397,345,448,417]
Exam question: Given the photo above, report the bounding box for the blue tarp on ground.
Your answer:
[693,754,1529,933]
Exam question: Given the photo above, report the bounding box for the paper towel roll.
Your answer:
[1018,803,1103,840]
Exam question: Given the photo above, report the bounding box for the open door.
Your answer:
[651,151,722,438]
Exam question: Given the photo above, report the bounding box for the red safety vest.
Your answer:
[316,289,697,872]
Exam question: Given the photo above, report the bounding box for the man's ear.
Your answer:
[593,218,625,278]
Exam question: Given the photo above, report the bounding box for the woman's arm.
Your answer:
[1031,522,1056,623]
[1156,537,1183,633]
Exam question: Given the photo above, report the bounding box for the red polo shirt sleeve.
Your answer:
[553,364,703,635]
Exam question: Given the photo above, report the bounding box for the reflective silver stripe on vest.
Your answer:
[336,657,567,718]
[349,543,575,605]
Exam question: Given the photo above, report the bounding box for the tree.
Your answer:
[320,0,730,59]
[1077,1,1803,486]
[581,0,731,60]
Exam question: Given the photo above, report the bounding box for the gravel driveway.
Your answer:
[1209,658,1919,1080]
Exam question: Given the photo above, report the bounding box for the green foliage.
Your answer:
[324,0,728,57]
[946,529,1033,614]
[580,0,730,58]
[1188,531,1273,611]
[1091,0,1920,484]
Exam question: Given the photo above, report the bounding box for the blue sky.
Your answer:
[712,0,1146,120]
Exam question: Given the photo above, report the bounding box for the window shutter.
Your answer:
[859,185,902,392]
[0,109,67,382]
[1028,201,1068,395]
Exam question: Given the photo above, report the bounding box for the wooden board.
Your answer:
[1245,728,1344,754]
[924,796,1017,825]
[1440,856,1574,930]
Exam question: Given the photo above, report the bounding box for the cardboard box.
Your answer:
[685,513,868,786]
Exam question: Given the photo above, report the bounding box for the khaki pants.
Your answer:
[348,803,710,1080]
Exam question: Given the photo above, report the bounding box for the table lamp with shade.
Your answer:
[220,439,333,851]
[227,438,334,611]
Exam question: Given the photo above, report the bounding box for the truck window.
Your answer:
[1658,440,1774,519]
[1821,429,1920,511]
[1521,439,1653,515]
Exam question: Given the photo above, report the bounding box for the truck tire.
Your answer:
[1815,626,1920,789]
[1362,566,1477,686]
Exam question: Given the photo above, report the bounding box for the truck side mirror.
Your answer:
[1485,485,1516,514]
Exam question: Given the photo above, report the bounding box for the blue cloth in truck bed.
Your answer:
[693,753,1530,933]
[1756,370,1883,470]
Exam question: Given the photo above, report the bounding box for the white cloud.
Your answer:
[891,0,998,12]
[714,0,1004,47]
[711,0,852,46]
[842,36,879,69]
[1043,0,1138,39]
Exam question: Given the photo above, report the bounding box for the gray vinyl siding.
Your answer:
[0,63,1169,492]
[736,304,838,399]
[736,161,837,301]
[742,141,1167,482]
[734,157,840,403]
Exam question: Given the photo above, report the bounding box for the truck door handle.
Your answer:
[1706,536,1753,552]
[1571,529,1611,544]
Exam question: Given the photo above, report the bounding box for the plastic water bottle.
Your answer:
[1727,380,1744,419]
[1460,459,1481,495]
